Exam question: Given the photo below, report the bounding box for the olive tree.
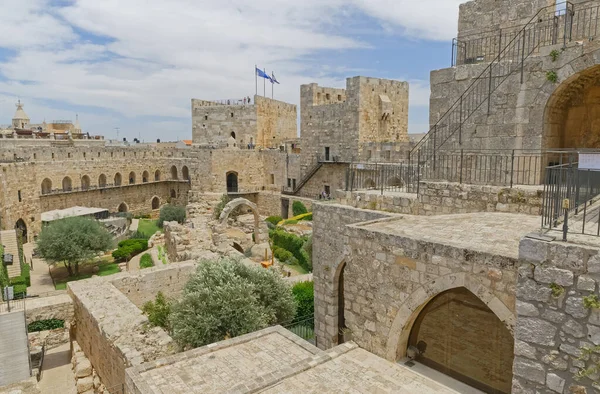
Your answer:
[36,216,113,276]
[169,258,296,349]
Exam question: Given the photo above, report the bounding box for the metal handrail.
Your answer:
[411,2,575,174]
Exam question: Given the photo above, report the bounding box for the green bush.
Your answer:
[213,194,230,219]
[270,230,311,272]
[112,239,148,262]
[13,284,27,298]
[28,319,65,332]
[129,231,150,240]
[292,281,314,321]
[273,246,294,263]
[302,235,313,271]
[158,204,186,227]
[292,201,308,216]
[266,216,282,226]
[282,219,298,225]
[22,264,30,287]
[300,213,312,221]
[169,258,296,349]
[142,292,171,330]
[140,253,154,269]
[10,276,26,286]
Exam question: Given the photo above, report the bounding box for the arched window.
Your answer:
[114,173,122,186]
[154,170,161,181]
[226,172,238,193]
[182,166,190,181]
[62,176,72,191]
[408,288,514,393]
[15,219,27,242]
[337,262,347,344]
[142,171,149,183]
[118,202,128,212]
[170,189,177,198]
[41,178,52,194]
[171,166,178,180]
[231,131,236,139]
[81,175,91,190]
[98,174,107,188]
[129,171,136,185]
[151,196,160,210]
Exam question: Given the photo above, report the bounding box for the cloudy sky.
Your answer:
[0,0,463,142]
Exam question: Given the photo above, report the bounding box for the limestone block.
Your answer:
[565,297,589,319]
[515,318,557,346]
[77,376,94,393]
[75,359,92,378]
[546,373,565,393]
[577,276,596,292]
[513,357,546,384]
[534,267,574,286]
[588,325,600,345]
[563,319,585,338]
[514,340,537,359]
[519,238,547,262]
[516,301,539,317]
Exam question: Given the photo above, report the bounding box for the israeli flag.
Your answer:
[256,67,270,80]
[271,72,280,84]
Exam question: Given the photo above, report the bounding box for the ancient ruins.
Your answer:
[1,0,600,393]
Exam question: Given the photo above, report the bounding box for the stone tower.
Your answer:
[12,100,30,129]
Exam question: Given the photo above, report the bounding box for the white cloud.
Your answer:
[0,0,457,140]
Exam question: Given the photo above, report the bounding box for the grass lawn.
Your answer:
[53,259,121,290]
[138,219,160,238]
[287,263,309,275]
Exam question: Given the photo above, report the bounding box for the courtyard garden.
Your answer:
[137,219,160,238]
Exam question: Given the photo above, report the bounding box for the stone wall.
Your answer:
[68,277,175,390]
[295,163,348,199]
[109,261,197,309]
[514,236,600,393]
[25,294,74,325]
[336,182,542,216]
[313,203,517,361]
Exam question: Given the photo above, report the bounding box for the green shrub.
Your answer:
[13,284,27,298]
[0,245,7,290]
[112,239,148,262]
[129,231,150,240]
[213,194,230,219]
[10,276,26,286]
[546,70,558,83]
[273,246,294,263]
[292,281,314,320]
[282,219,298,225]
[22,264,30,287]
[158,204,186,227]
[292,201,308,216]
[299,213,312,221]
[266,216,283,226]
[140,253,154,269]
[142,292,171,330]
[28,319,65,332]
[271,230,311,272]
[302,235,312,270]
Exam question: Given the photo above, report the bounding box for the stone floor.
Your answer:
[37,343,76,394]
[127,326,463,394]
[359,212,541,259]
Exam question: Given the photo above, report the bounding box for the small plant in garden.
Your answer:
[265,216,282,226]
[549,49,560,62]
[140,253,154,269]
[292,281,314,321]
[546,70,558,83]
[142,292,171,330]
[583,294,600,309]
[213,194,230,219]
[292,201,308,216]
[549,282,564,298]
[112,239,148,262]
[28,319,65,332]
[158,204,186,227]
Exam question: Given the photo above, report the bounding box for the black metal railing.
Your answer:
[346,162,418,193]
[413,2,576,174]
[281,315,315,345]
[542,162,600,237]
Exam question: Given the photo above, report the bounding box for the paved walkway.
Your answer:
[130,219,139,232]
[38,343,76,394]
[128,246,160,272]
[28,261,56,296]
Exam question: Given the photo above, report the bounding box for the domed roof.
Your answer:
[13,100,29,120]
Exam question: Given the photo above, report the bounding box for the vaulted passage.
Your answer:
[408,288,513,394]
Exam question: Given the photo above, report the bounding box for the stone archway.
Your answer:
[15,219,27,242]
[118,202,128,213]
[226,171,238,193]
[170,166,178,180]
[81,175,91,190]
[62,176,72,191]
[151,196,160,210]
[385,272,515,361]
[41,178,52,194]
[142,171,149,183]
[219,198,260,243]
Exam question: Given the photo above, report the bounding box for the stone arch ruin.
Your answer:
[218,198,260,243]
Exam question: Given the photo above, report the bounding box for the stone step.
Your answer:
[0,230,22,278]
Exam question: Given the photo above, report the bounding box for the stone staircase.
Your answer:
[0,230,21,278]
[0,310,31,386]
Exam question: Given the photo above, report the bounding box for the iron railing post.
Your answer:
[510,150,515,188]
[498,29,502,59]
[433,125,437,172]
[488,66,493,115]
[417,150,421,196]
[459,96,463,145]
[460,149,464,184]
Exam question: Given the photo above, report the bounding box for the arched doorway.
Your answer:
[118,202,128,212]
[226,171,238,193]
[142,171,149,183]
[218,198,260,243]
[337,262,347,344]
[170,166,178,180]
[98,174,107,188]
[41,178,52,194]
[81,175,90,190]
[182,166,189,181]
[544,64,600,149]
[129,171,136,184]
[154,169,161,181]
[15,219,27,242]
[114,173,122,186]
[407,287,514,393]
[151,196,160,210]
[62,176,72,191]
[170,189,176,198]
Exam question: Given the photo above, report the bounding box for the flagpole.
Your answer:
[255,65,257,97]
[263,69,266,97]
[272,72,274,99]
